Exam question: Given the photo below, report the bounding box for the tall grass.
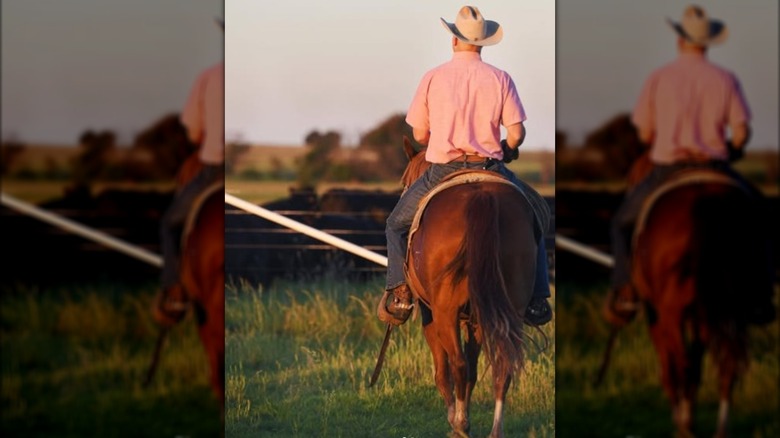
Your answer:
[555,280,779,438]
[225,279,555,437]
[0,282,222,437]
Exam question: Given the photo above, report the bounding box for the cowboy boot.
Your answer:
[525,297,552,326]
[378,284,414,326]
[602,284,640,327]
[152,284,189,327]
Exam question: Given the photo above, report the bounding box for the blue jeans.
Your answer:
[160,164,224,288]
[385,160,550,299]
[610,161,760,289]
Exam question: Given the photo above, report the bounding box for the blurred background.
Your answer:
[555,1,778,437]
[1,1,224,436]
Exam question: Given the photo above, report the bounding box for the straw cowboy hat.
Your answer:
[667,5,727,46]
[441,6,502,46]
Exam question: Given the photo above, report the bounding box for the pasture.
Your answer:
[0,282,222,437]
[554,279,779,437]
[224,278,556,437]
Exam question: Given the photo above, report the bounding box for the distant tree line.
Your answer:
[295,113,414,188]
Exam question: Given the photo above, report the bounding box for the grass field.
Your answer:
[0,282,222,437]
[224,278,556,437]
[555,280,779,438]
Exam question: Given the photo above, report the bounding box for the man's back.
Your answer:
[406,52,524,163]
[633,53,750,164]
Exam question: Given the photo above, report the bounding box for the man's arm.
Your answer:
[412,127,430,146]
[505,122,525,149]
[730,122,751,149]
[636,126,655,146]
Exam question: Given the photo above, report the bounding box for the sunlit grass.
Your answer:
[0,282,221,437]
[555,281,779,437]
[225,278,555,437]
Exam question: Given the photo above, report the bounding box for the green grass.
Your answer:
[555,280,779,438]
[225,278,555,437]
[0,282,222,438]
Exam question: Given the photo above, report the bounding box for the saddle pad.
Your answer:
[407,170,550,250]
[182,181,225,247]
[633,169,746,247]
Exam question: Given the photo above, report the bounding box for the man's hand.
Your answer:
[726,141,744,162]
[501,139,519,163]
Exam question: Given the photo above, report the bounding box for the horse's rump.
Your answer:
[634,170,771,328]
[408,180,537,376]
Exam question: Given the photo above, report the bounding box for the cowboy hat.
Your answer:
[440,6,502,46]
[667,5,727,46]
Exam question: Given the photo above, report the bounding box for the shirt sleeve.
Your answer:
[631,73,656,133]
[405,71,433,131]
[180,70,206,145]
[501,75,526,126]
[727,73,751,125]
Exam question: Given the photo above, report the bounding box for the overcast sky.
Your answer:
[225,0,556,149]
[1,0,223,145]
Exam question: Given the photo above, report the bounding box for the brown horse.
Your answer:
[175,153,225,406]
[630,161,772,437]
[398,139,537,438]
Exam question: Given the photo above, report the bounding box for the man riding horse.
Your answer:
[604,4,775,327]
[379,5,552,327]
[153,20,225,327]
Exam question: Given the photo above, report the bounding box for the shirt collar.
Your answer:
[452,51,482,61]
[678,52,706,62]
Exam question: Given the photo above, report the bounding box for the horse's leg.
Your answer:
[648,305,692,436]
[434,314,470,436]
[423,319,455,428]
[195,297,225,408]
[713,328,745,438]
[463,322,482,425]
[488,369,511,438]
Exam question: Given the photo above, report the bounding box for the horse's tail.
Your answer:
[691,187,760,365]
[449,189,525,378]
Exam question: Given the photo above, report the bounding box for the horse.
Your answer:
[394,138,538,438]
[173,152,225,407]
[627,154,773,437]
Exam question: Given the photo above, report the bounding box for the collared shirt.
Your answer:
[181,62,224,165]
[406,51,526,164]
[632,52,751,164]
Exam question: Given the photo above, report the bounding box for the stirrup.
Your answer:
[377,287,414,326]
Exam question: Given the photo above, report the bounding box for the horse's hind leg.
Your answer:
[648,306,694,437]
[713,328,745,438]
[433,316,470,436]
[463,322,482,420]
[488,359,512,438]
[423,319,456,431]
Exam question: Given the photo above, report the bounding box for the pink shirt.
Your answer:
[406,52,526,164]
[181,62,224,165]
[632,53,751,164]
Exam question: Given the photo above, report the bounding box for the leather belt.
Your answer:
[460,154,489,163]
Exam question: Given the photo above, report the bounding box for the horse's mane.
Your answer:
[401,147,430,189]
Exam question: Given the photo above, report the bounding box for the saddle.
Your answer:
[633,168,748,248]
[181,181,224,247]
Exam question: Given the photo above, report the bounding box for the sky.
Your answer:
[2,1,776,151]
[225,0,556,149]
[1,0,223,145]
[557,0,778,150]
